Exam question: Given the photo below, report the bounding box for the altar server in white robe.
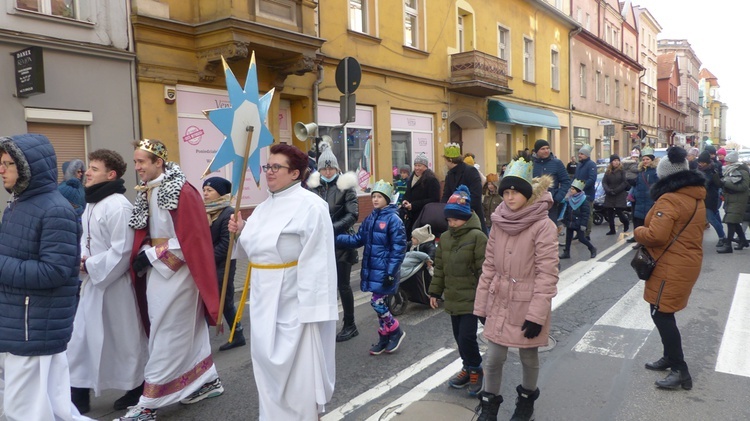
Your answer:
[68,149,148,415]
[229,144,337,420]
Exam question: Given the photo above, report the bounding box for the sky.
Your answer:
[634,1,744,147]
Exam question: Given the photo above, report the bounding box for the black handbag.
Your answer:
[630,202,698,280]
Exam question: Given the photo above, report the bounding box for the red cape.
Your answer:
[131,182,220,336]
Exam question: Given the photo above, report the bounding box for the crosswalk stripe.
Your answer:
[715,273,750,377]
[321,347,455,421]
[552,261,616,312]
[572,281,654,359]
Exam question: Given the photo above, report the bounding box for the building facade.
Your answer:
[569,0,643,161]
[698,68,728,146]
[656,53,685,146]
[633,5,661,148]
[657,39,701,146]
[0,1,138,204]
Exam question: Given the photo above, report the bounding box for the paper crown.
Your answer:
[503,156,533,183]
[372,179,393,200]
[444,142,462,159]
[642,147,655,156]
[138,139,168,162]
[571,179,585,191]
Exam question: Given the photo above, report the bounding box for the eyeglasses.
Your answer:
[0,161,16,170]
[261,164,290,174]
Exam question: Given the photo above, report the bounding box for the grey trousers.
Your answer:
[482,341,540,395]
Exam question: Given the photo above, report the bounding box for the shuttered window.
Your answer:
[26,123,86,183]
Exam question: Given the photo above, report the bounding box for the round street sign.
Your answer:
[335,57,361,94]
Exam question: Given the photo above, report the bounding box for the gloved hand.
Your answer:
[383,275,396,289]
[521,320,542,339]
[132,251,152,276]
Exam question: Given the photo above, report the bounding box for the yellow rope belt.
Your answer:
[230,260,298,341]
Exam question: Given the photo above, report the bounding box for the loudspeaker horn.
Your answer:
[294,121,318,141]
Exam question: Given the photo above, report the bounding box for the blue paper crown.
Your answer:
[372,179,393,200]
[503,157,533,183]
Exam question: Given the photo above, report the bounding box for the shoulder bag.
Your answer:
[630,202,698,280]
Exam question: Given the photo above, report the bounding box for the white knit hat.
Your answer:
[411,224,435,244]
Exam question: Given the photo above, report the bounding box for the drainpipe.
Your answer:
[638,68,646,147]
[313,64,323,125]
[569,26,583,159]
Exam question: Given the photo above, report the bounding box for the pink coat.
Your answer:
[474,176,559,348]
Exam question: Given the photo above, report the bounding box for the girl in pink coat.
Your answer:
[473,157,559,421]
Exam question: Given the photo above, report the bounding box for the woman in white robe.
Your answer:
[230,144,338,420]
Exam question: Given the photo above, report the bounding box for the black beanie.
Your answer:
[498,176,533,199]
[534,139,550,152]
[610,154,620,162]
[203,177,232,196]
[697,150,712,164]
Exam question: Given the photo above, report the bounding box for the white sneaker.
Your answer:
[179,378,224,405]
[113,405,157,421]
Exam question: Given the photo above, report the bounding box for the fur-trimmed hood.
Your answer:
[650,169,706,202]
[527,174,553,207]
[0,134,57,197]
[306,170,358,191]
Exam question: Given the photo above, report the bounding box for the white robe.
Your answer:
[67,193,148,396]
[236,183,337,420]
[138,174,219,408]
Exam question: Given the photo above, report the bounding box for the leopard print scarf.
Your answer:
[129,162,187,230]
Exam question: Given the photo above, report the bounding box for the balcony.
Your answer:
[449,50,512,97]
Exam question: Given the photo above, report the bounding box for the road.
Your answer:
[86,221,750,420]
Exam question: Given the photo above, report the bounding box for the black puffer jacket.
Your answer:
[308,171,359,263]
[0,134,80,356]
[402,168,441,236]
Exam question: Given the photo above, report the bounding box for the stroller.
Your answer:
[388,252,433,316]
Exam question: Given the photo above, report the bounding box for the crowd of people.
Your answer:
[0,131,745,421]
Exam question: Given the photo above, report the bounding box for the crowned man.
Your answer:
[118,139,223,421]
[441,143,486,232]
[68,149,149,415]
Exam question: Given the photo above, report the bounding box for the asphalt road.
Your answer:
[86,220,750,421]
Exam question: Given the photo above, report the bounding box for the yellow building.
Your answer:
[130,0,577,210]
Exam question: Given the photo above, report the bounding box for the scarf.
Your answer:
[84,179,126,203]
[205,194,232,224]
[129,162,188,230]
[723,163,744,185]
[491,194,551,236]
[566,191,586,210]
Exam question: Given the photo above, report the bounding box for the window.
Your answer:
[392,132,412,170]
[523,37,534,82]
[349,0,368,33]
[615,80,620,107]
[458,15,464,52]
[16,0,77,19]
[604,75,610,104]
[595,71,601,102]
[404,0,420,48]
[498,25,510,75]
[576,7,581,24]
[579,64,587,97]
[550,49,559,90]
[573,127,590,153]
[585,13,590,31]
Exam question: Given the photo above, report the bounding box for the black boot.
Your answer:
[589,246,597,259]
[623,219,630,232]
[113,382,144,410]
[336,322,359,342]
[645,356,671,371]
[71,387,90,415]
[219,325,247,351]
[655,369,692,390]
[510,385,540,421]
[559,250,570,259]
[716,238,726,248]
[475,391,503,421]
[717,242,733,254]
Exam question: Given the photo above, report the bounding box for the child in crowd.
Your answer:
[394,165,410,207]
[428,185,487,397]
[474,157,559,421]
[559,179,597,259]
[336,180,408,355]
[482,173,502,232]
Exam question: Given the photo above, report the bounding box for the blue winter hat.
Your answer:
[203,176,232,196]
[444,185,472,220]
[58,178,86,216]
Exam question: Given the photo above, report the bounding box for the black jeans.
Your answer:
[565,228,594,251]
[650,304,687,371]
[451,314,482,368]
[606,207,629,231]
[337,260,355,326]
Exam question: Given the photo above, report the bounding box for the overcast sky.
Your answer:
[634,1,744,147]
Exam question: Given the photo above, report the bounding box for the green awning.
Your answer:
[487,99,561,129]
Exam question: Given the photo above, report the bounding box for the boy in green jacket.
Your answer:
[429,185,488,396]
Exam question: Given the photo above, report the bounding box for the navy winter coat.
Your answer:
[574,157,598,201]
[533,153,571,204]
[560,195,591,230]
[0,134,80,356]
[336,204,407,295]
[632,162,659,220]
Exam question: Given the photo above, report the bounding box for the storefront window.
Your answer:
[573,127,590,154]
[391,131,412,172]
[318,126,373,175]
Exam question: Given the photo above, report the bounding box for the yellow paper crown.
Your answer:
[138,139,168,162]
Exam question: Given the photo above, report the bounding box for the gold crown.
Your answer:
[138,139,168,162]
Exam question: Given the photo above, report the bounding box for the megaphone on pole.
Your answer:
[294,121,318,141]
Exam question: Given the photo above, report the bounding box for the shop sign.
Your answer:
[13,46,45,97]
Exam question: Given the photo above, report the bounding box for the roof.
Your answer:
[657,53,676,79]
